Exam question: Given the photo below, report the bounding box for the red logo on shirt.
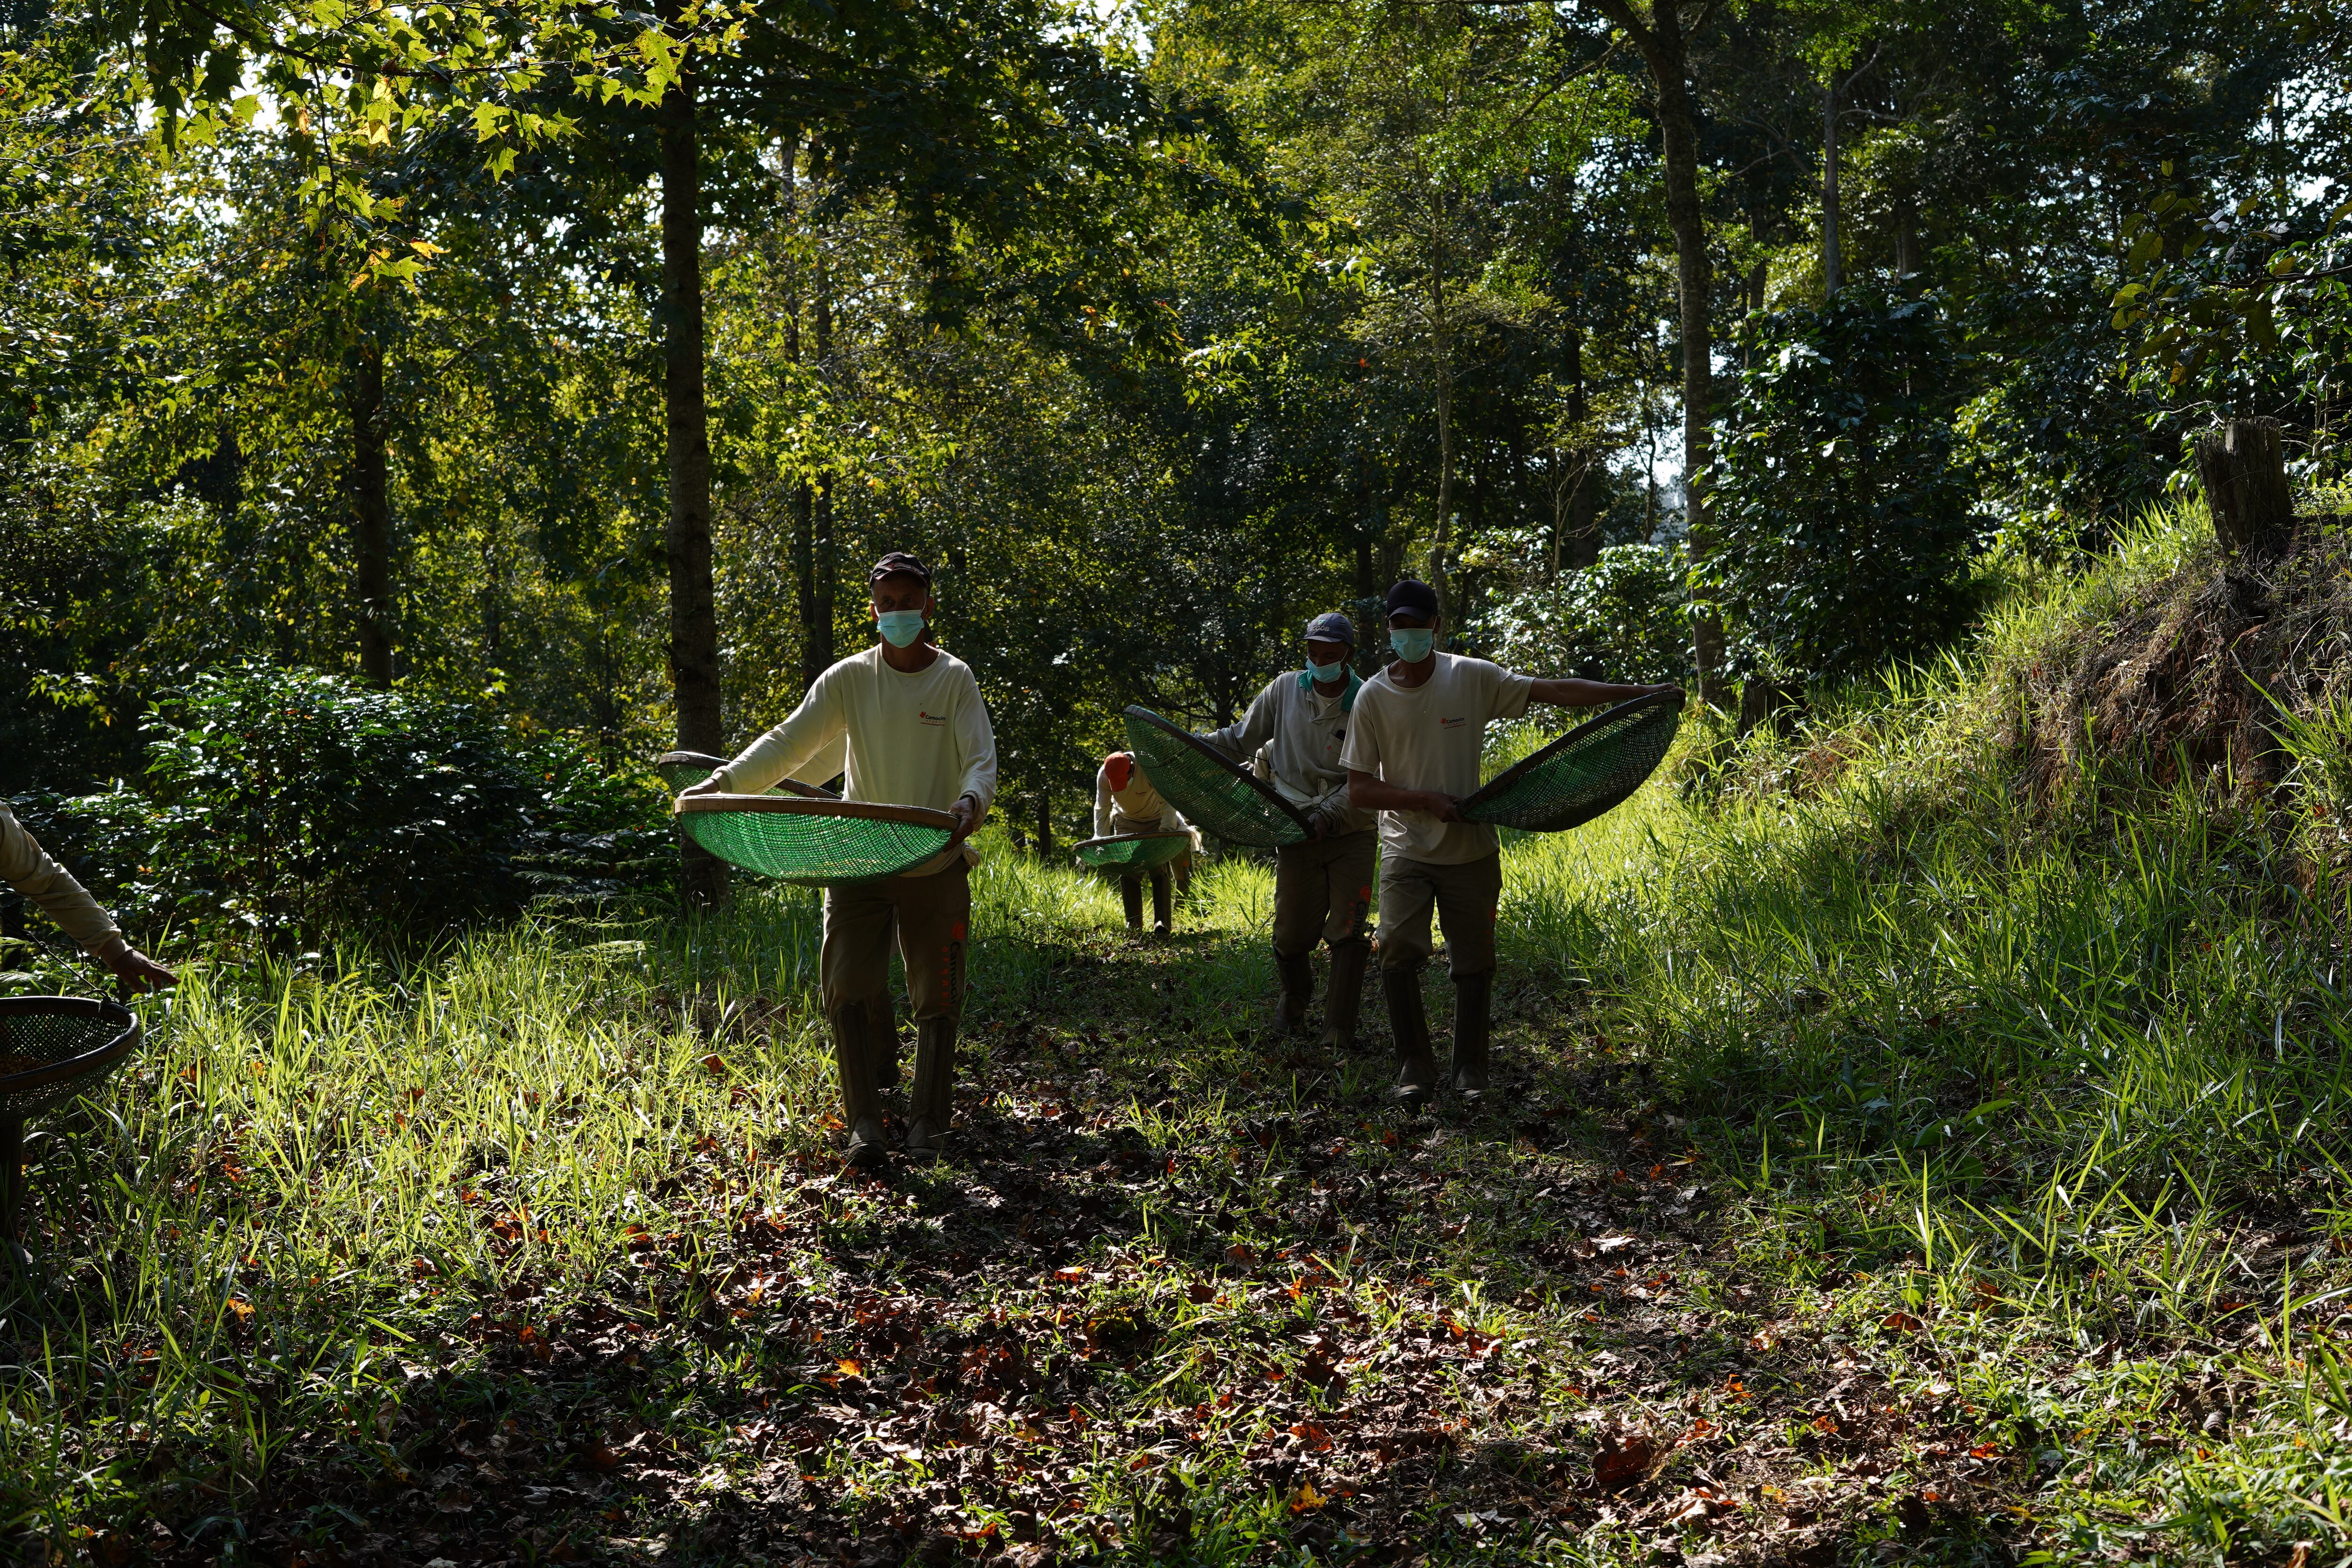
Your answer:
[1439,716,1468,729]
[917,709,947,728]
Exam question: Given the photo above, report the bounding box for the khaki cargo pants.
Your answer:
[1272,828,1375,957]
[819,860,971,1023]
[1375,850,1502,978]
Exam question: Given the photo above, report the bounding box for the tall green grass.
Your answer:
[9,501,2352,1561]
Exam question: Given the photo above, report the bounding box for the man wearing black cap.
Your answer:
[1197,612,1376,1047]
[1341,580,1672,1103]
[685,552,997,1165]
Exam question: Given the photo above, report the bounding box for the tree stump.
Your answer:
[2196,417,2295,561]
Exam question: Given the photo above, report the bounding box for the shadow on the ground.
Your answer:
[0,922,2031,1568]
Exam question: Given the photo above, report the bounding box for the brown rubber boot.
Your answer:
[1120,876,1144,933]
[1384,967,1436,1105]
[1151,872,1174,938]
[1274,950,1314,1034]
[905,1018,959,1161]
[1451,970,1493,1098]
[830,1000,888,1170]
[1320,939,1369,1050]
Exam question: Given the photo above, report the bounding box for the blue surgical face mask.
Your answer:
[1307,656,1347,684]
[1390,627,1435,663]
[876,611,926,649]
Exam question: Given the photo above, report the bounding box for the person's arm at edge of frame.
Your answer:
[0,804,175,992]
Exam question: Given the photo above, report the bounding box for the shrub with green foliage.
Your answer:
[1708,287,1983,683]
[1483,542,1692,685]
[53,666,665,938]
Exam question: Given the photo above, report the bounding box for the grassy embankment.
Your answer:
[8,500,2352,1566]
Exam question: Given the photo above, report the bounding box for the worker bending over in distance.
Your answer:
[685,552,996,1167]
[1197,611,1375,1048]
[1341,579,1675,1104]
[1092,752,1193,938]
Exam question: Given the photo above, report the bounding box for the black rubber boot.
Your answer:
[1384,967,1436,1105]
[1451,970,1493,1097]
[1151,872,1174,938]
[866,995,903,1097]
[906,1018,959,1161]
[830,1001,888,1170]
[1121,877,1144,933]
[1320,939,1369,1051]
[1275,950,1314,1034]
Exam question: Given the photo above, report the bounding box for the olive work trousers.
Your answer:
[818,860,971,1024]
[1374,850,1502,978]
[1271,829,1376,957]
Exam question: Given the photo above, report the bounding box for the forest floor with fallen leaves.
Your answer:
[0,858,2217,1568]
[14,642,2352,1568]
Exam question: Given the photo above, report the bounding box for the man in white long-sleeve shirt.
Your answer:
[1092,754,1192,937]
[684,552,997,1166]
[1198,612,1376,1047]
[1,802,175,992]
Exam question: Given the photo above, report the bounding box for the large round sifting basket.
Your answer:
[1120,707,1312,850]
[1,995,143,1243]
[1073,831,1193,874]
[674,794,957,887]
[654,751,840,799]
[0,996,141,1122]
[1459,689,1685,833]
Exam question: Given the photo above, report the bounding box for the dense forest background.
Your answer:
[4,0,2347,855]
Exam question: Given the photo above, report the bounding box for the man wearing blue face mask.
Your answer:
[685,552,997,1166]
[1342,579,1673,1105]
[1197,612,1377,1047]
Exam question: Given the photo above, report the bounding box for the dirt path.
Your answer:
[99,931,2027,1567]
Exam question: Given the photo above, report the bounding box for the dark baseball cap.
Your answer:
[1305,612,1356,646]
[869,551,932,587]
[1385,579,1440,619]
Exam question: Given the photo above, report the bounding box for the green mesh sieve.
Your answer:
[0,997,141,1121]
[655,752,840,798]
[1459,690,1684,833]
[675,795,956,886]
[1121,707,1311,850]
[1073,832,1193,873]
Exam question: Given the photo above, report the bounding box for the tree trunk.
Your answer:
[1743,205,1771,369]
[1035,787,1053,857]
[810,271,837,674]
[660,68,728,907]
[349,335,394,690]
[2197,417,2295,561]
[1603,0,1724,707]
[1892,191,1921,283]
[1821,68,1843,297]
[1563,326,1599,571]
[1428,343,1456,615]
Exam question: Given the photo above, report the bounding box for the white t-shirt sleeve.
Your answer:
[1482,661,1537,725]
[1336,696,1382,777]
[723,669,845,795]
